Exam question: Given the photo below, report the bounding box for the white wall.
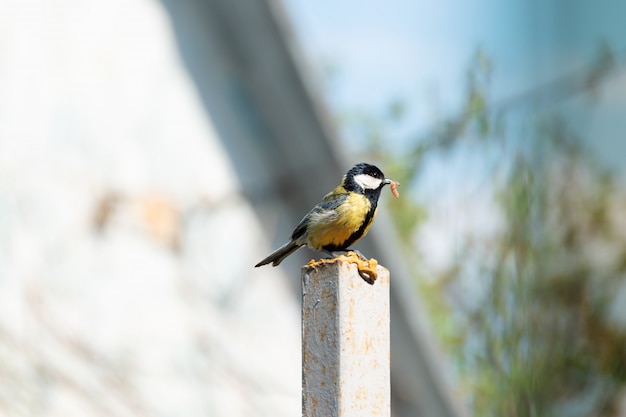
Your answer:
[0,1,300,416]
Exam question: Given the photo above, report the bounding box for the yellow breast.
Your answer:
[307,191,375,250]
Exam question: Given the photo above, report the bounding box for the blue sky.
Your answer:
[284,1,533,122]
[285,0,626,172]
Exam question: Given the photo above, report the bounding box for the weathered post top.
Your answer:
[301,257,390,417]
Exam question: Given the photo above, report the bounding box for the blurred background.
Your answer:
[1,1,626,416]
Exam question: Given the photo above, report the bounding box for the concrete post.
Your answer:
[302,259,390,417]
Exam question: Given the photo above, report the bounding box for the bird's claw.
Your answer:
[336,251,379,284]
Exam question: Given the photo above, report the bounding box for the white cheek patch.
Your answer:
[353,174,383,190]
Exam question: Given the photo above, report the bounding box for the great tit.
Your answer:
[255,163,398,267]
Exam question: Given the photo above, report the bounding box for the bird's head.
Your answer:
[343,163,395,194]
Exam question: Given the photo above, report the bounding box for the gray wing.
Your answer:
[291,193,348,242]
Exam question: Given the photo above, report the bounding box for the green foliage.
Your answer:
[463,128,626,416]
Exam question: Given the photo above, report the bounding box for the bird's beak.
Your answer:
[384,178,400,198]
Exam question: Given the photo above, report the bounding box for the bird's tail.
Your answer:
[255,240,302,267]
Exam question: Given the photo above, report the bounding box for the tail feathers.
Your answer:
[255,240,302,267]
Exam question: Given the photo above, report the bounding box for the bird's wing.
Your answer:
[291,192,348,241]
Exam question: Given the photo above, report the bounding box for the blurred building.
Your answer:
[0,1,461,416]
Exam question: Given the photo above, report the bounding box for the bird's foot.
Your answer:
[311,250,378,284]
[335,251,379,284]
[325,249,368,262]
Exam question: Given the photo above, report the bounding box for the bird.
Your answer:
[255,163,399,268]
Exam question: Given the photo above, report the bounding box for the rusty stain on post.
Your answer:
[302,259,390,417]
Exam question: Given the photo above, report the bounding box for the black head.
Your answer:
[343,163,390,194]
